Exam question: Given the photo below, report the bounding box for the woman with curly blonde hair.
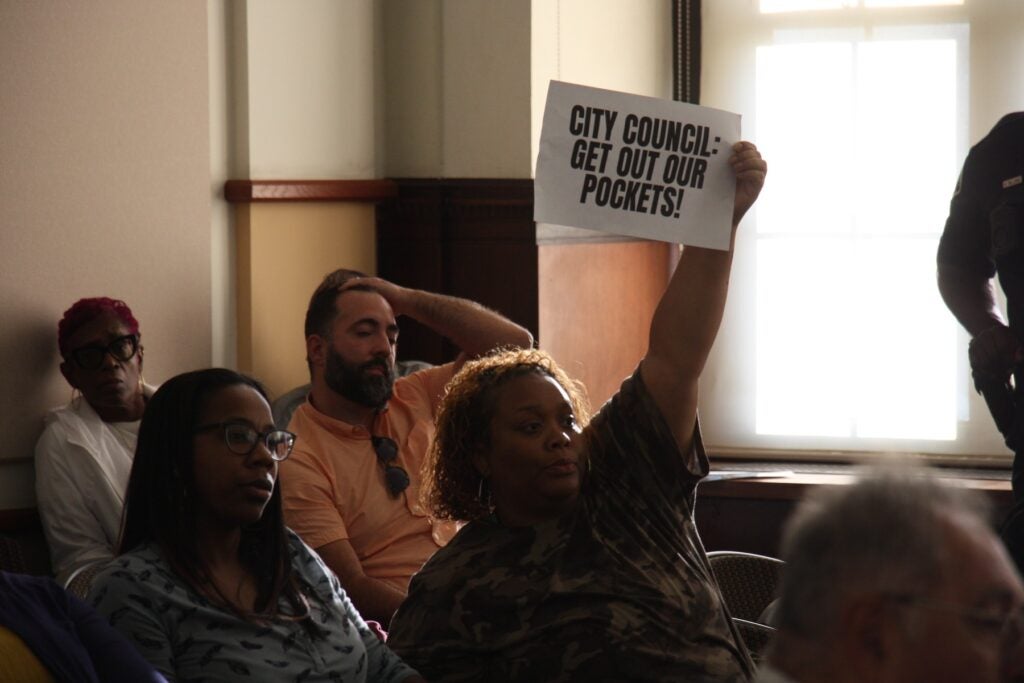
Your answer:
[388,142,768,683]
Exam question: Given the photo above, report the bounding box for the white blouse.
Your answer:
[34,397,139,584]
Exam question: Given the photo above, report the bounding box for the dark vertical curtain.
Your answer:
[672,0,701,104]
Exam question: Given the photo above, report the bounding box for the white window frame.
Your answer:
[699,0,1024,466]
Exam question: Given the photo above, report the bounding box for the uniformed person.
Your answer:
[938,112,1024,497]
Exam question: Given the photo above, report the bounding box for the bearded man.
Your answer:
[281,269,533,626]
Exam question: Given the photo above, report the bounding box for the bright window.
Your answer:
[700,0,1024,462]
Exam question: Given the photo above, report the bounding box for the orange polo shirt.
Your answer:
[281,364,458,591]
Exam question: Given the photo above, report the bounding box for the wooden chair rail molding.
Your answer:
[223,179,397,203]
[700,471,1013,504]
[696,467,1014,558]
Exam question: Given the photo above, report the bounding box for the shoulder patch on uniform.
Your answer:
[1003,175,1023,189]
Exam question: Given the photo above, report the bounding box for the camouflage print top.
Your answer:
[388,370,755,682]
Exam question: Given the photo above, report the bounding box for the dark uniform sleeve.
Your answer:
[937,146,997,278]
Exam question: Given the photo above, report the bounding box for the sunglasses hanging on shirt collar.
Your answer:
[371,435,410,497]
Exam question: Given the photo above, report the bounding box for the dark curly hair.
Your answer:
[422,348,590,521]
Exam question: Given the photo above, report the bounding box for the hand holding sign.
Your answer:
[535,81,742,250]
[731,141,768,228]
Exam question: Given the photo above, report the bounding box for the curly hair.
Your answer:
[58,297,140,357]
[422,347,590,522]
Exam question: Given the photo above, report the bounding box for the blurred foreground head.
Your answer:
[769,462,1024,683]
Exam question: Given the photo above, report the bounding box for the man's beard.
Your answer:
[324,348,395,409]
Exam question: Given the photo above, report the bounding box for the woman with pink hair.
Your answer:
[34,297,151,585]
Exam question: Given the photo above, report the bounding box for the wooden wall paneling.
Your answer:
[378,179,538,365]
[378,179,670,405]
[377,181,447,364]
[538,240,672,409]
[696,495,795,557]
[444,180,538,353]
[695,475,1014,558]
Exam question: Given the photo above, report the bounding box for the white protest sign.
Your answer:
[535,81,741,250]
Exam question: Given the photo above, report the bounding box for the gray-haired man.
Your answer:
[759,465,1024,683]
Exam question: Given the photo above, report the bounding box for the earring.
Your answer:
[477,476,491,507]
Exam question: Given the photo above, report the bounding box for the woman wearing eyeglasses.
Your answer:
[35,297,152,585]
[89,368,423,682]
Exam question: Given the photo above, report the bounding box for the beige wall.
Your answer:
[0,0,673,512]
[531,0,672,178]
[383,0,443,176]
[232,0,672,397]
[441,0,534,177]
[382,0,671,179]
[243,0,379,179]
[0,1,211,507]
[383,0,533,178]
[236,203,377,399]
[209,0,237,369]
[225,1,383,398]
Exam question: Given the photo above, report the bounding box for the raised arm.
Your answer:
[344,278,533,368]
[639,141,767,450]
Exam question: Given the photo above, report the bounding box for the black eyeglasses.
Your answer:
[194,421,296,462]
[68,334,140,370]
[372,435,409,497]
